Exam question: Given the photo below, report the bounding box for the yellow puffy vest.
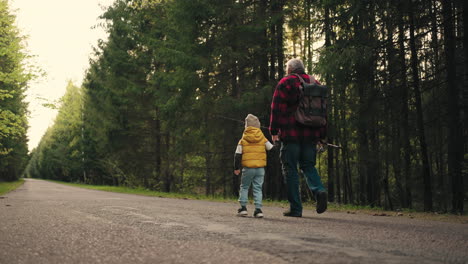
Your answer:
[239,127,268,168]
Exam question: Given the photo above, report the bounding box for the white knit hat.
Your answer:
[245,114,260,128]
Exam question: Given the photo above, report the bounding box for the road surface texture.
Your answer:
[0,179,466,264]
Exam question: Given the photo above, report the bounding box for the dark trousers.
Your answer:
[280,142,325,213]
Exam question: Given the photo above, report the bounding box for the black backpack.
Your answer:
[292,74,329,128]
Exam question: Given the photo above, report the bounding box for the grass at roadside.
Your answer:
[45,179,467,224]
[324,203,468,224]
[46,180,235,202]
[0,179,24,196]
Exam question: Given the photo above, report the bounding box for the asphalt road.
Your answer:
[0,179,466,264]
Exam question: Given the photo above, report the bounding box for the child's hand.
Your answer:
[317,142,325,153]
[234,170,240,175]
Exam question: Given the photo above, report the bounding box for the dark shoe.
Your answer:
[316,191,328,214]
[283,210,302,217]
[237,206,247,217]
[254,208,264,218]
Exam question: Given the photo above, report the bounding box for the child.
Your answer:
[234,114,274,218]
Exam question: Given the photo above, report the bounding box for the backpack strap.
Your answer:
[291,73,308,85]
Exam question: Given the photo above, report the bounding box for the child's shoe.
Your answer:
[237,206,248,217]
[253,208,263,218]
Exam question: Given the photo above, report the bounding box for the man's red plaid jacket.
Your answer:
[269,72,327,143]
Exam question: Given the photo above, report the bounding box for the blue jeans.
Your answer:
[238,167,265,208]
[280,142,325,213]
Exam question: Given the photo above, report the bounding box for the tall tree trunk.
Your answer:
[386,6,405,208]
[340,105,353,204]
[397,3,413,208]
[258,0,269,87]
[163,133,172,192]
[205,152,212,196]
[229,121,239,197]
[409,0,433,211]
[335,146,341,203]
[327,135,335,202]
[384,135,394,210]
[276,0,285,77]
[442,0,464,214]
[354,5,371,206]
[368,120,381,206]
[203,111,212,196]
[269,2,277,81]
[345,144,354,204]
[464,0,468,143]
[324,5,335,202]
[389,31,406,208]
[231,47,239,98]
[366,2,379,207]
[306,0,312,73]
[430,0,448,212]
[463,0,468,212]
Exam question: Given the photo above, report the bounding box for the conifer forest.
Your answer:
[2,0,467,213]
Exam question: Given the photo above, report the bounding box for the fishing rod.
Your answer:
[214,114,342,150]
[325,143,341,149]
[214,114,270,129]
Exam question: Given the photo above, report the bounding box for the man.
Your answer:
[269,58,327,217]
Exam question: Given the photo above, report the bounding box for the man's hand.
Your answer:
[234,170,240,175]
[271,135,279,142]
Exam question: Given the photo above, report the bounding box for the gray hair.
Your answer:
[286,59,305,74]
